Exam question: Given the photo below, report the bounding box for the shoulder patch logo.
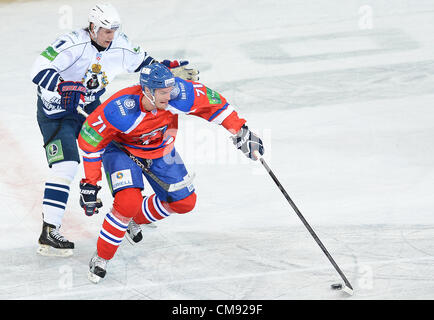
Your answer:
[206,87,222,104]
[41,46,59,61]
[123,98,136,109]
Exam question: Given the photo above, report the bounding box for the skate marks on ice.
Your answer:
[125,224,434,300]
[0,224,433,299]
[219,29,434,111]
[220,59,434,112]
[243,29,419,64]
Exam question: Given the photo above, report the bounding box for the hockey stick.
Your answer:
[253,151,354,295]
[77,106,195,192]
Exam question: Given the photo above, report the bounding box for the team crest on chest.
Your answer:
[134,125,168,145]
[91,63,102,74]
[82,62,108,90]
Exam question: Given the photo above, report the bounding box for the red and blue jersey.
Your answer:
[78,77,246,184]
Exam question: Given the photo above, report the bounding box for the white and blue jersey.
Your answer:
[31,28,155,119]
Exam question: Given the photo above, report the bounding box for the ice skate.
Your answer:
[37,221,74,257]
[125,220,143,244]
[88,251,108,284]
[143,222,157,229]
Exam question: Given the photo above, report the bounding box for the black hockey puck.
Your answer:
[331,283,343,290]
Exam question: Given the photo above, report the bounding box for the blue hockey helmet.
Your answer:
[140,63,175,95]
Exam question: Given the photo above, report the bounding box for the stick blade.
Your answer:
[331,283,354,296]
[342,285,354,296]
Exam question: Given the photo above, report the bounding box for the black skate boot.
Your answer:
[88,251,108,284]
[125,220,143,244]
[37,221,74,257]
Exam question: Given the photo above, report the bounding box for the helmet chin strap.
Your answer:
[143,89,156,107]
[88,24,99,43]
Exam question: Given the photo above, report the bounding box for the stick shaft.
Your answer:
[258,156,353,290]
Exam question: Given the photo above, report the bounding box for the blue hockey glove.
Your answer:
[232,124,264,160]
[79,181,102,216]
[161,60,199,81]
[57,81,86,113]
[161,59,189,69]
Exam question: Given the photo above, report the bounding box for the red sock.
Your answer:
[133,194,171,224]
[133,193,197,224]
[97,208,129,260]
[97,188,142,260]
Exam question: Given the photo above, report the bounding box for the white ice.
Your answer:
[0,0,433,300]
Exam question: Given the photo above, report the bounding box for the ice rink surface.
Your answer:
[0,0,433,300]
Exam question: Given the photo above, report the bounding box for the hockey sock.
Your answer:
[97,209,130,260]
[42,182,70,227]
[42,161,78,227]
[134,194,172,224]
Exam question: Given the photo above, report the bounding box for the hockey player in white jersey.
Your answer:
[31,3,199,257]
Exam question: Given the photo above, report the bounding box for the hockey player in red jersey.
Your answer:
[32,3,198,257]
[77,63,264,283]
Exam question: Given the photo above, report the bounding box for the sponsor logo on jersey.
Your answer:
[48,143,58,156]
[111,169,133,191]
[80,122,103,147]
[45,139,64,165]
[178,82,187,100]
[41,46,59,61]
[123,98,135,109]
[116,100,126,116]
[206,87,222,104]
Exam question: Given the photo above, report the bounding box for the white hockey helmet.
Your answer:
[88,3,121,34]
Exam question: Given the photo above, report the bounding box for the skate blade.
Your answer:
[88,271,103,284]
[143,223,157,229]
[37,244,73,257]
[125,233,136,245]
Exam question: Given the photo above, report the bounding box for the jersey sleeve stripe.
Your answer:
[32,68,56,86]
[208,103,229,122]
[210,104,235,125]
[47,73,61,91]
[123,112,147,134]
[39,69,56,89]
[80,149,105,157]
[134,55,156,72]
[83,157,102,162]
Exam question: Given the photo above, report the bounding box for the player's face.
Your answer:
[153,87,173,110]
[95,27,116,48]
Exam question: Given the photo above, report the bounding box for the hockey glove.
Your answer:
[161,59,199,81]
[79,181,103,216]
[57,81,86,114]
[232,124,264,160]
